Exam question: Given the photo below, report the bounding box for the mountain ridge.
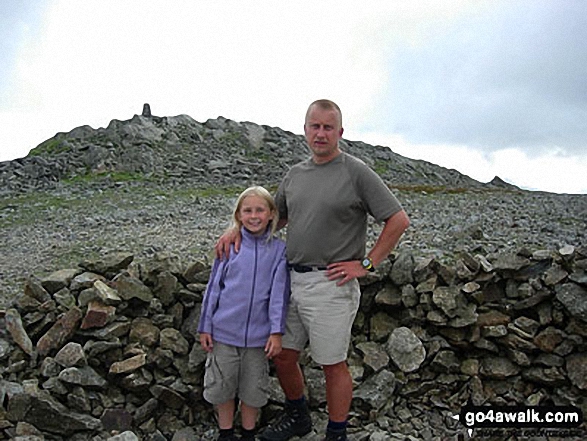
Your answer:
[0,105,519,194]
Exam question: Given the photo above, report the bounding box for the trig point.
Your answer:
[142,103,152,117]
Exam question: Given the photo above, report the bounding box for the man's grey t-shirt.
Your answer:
[275,152,403,266]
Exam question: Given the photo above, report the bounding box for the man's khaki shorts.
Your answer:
[282,270,360,365]
[203,341,269,408]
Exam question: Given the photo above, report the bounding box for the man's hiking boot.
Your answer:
[258,401,312,441]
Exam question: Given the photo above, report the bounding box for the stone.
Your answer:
[511,316,540,338]
[390,252,414,285]
[94,280,122,305]
[480,357,520,379]
[154,271,178,306]
[70,272,105,291]
[108,431,140,441]
[101,408,133,432]
[386,327,426,373]
[129,317,160,347]
[482,325,508,338]
[522,367,566,386]
[80,252,134,275]
[354,369,396,410]
[492,253,531,272]
[151,384,187,410]
[53,287,76,309]
[5,309,34,356]
[7,389,101,435]
[543,265,569,286]
[36,307,83,356]
[58,366,107,388]
[566,353,587,390]
[556,283,587,321]
[374,284,402,307]
[109,353,147,375]
[356,341,390,373]
[41,268,81,294]
[55,342,87,367]
[114,273,154,302]
[159,328,189,355]
[134,398,158,424]
[430,350,460,373]
[401,284,419,308]
[171,428,199,441]
[81,299,117,329]
[477,310,510,327]
[432,286,461,318]
[533,326,565,353]
[460,359,479,376]
[370,312,399,342]
[23,277,52,303]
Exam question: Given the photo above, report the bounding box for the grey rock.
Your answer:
[556,282,587,321]
[386,327,426,373]
[354,369,396,411]
[566,353,587,390]
[7,389,102,435]
[58,366,107,388]
[5,308,34,356]
[54,342,87,367]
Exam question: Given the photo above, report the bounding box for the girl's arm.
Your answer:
[265,334,282,359]
[197,258,227,336]
[200,332,213,352]
[268,245,290,336]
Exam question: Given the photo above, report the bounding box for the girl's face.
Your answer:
[237,195,274,236]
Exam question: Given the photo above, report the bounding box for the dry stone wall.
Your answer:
[1,245,586,440]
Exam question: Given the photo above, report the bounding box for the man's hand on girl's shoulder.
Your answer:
[214,228,242,260]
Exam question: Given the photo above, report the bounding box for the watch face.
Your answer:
[362,258,371,268]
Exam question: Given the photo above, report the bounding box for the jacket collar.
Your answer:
[241,226,271,244]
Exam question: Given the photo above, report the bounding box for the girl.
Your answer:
[198,186,290,441]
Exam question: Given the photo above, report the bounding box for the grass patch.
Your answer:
[29,138,68,156]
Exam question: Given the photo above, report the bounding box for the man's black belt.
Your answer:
[290,264,328,273]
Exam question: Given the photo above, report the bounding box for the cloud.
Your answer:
[1,1,585,194]
[354,131,587,194]
[372,1,587,155]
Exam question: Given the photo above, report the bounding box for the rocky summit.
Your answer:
[1,106,587,440]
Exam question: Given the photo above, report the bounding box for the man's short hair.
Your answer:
[306,99,342,127]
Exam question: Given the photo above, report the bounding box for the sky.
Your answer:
[1,1,586,194]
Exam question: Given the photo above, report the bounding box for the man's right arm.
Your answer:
[214,227,241,260]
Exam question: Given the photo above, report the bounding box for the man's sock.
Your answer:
[286,396,307,408]
[327,419,347,433]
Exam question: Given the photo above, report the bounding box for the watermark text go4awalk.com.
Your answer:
[457,404,583,429]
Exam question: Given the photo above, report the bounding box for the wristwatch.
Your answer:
[361,257,375,272]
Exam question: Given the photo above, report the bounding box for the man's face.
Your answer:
[304,105,344,164]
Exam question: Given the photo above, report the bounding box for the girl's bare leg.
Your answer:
[240,402,258,430]
[216,399,236,429]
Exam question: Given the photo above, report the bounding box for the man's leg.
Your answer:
[259,349,312,441]
[323,361,352,421]
[273,348,305,399]
[322,361,351,440]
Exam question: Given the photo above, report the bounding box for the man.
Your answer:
[216,99,410,441]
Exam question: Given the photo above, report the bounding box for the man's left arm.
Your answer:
[327,209,410,285]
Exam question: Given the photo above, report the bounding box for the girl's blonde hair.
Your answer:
[231,186,279,236]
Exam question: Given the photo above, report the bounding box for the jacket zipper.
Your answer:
[244,237,258,347]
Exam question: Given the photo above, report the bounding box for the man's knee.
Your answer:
[273,348,300,369]
[322,361,350,379]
